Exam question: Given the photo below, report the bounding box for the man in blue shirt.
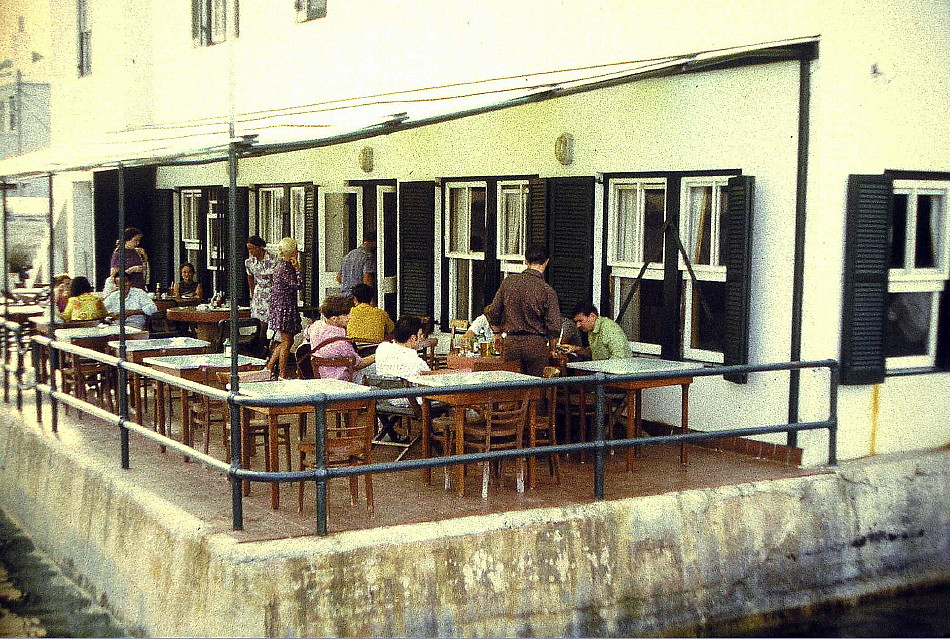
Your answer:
[337,233,376,298]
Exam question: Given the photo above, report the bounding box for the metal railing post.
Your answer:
[14,326,22,412]
[228,393,244,531]
[46,173,58,432]
[828,361,839,466]
[314,398,328,536]
[593,373,606,499]
[31,339,42,422]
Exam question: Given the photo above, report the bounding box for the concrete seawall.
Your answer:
[1,411,949,637]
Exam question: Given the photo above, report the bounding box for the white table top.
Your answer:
[55,325,144,342]
[143,353,266,370]
[567,357,697,375]
[106,336,209,351]
[238,377,368,400]
[406,369,538,388]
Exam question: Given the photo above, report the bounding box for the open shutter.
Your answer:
[398,181,435,319]
[527,178,548,247]
[840,174,892,385]
[302,184,318,309]
[148,189,175,290]
[546,177,595,319]
[723,175,754,383]
[221,186,250,302]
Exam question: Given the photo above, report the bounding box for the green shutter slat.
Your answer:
[840,174,892,385]
[398,181,435,319]
[302,185,316,309]
[723,175,754,383]
[546,177,595,319]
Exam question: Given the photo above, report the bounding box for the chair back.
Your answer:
[216,318,266,357]
[449,318,469,352]
[473,396,529,450]
[363,373,420,415]
[311,355,356,382]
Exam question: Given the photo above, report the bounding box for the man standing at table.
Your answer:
[485,243,562,377]
[103,273,157,330]
[560,301,631,360]
[336,233,376,298]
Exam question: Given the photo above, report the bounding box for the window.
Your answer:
[290,186,306,249]
[606,174,736,362]
[445,182,486,321]
[77,0,91,76]
[181,190,202,246]
[296,0,327,22]
[607,178,667,355]
[193,0,236,46]
[497,181,528,261]
[257,187,285,247]
[680,177,731,361]
[885,180,950,369]
[206,199,223,270]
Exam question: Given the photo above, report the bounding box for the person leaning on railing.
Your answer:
[61,276,107,322]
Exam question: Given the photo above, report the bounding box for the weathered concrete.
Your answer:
[1,411,948,637]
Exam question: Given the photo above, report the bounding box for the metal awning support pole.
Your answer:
[47,173,59,432]
[117,163,130,469]
[227,140,244,531]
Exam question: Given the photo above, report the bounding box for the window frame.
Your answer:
[885,179,950,371]
[295,0,327,22]
[606,177,667,270]
[496,180,528,262]
[444,181,488,322]
[180,189,202,249]
[206,200,224,271]
[77,0,91,76]
[256,186,286,248]
[289,185,306,251]
[194,0,235,46]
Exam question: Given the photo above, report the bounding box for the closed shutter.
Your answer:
[302,185,317,309]
[527,178,548,247]
[398,181,435,319]
[723,175,754,383]
[546,177,595,319]
[148,189,175,291]
[222,187,250,302]
[840,174,892,385]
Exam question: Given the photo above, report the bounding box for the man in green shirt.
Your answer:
[561,301,632,360]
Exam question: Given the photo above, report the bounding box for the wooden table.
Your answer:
[445,353,521,372]
[407,369,540,497]
[567,357,695,469]
[143,353,265,452]
[107,337,210,430]
[165,305,250,344]
[237,378,375,509]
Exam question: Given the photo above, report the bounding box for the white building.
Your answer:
[2,0,949,465]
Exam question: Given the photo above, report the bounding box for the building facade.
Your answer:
[3,0,950,465]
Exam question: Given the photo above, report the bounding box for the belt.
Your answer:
[507,331,546,337]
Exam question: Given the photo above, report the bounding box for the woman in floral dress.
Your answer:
[244,236,275,330]
[264,237,302,378]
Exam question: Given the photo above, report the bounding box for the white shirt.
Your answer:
[468,314,494,343]
[104,287,158,329]
[375,340,430,379]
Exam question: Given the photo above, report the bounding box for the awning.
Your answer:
[0,35,818,180]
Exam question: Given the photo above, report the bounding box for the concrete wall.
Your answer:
[1,406,948,637]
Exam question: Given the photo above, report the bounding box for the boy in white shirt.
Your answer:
[375,315,430,379]
[103,274,157,330]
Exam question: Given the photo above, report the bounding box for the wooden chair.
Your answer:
[462,395,530,499]
[214,370,293,471]
[298,398,376,515]
[362,373,424,461]
[61,332,150,414]
[527,366,562,486]
[418,316,437,369]
[216,318,267,358]
[311,355,356,382]
[448,319,469,353]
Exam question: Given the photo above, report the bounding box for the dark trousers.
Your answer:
[503,334,550,377]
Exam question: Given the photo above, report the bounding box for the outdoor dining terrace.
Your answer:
[0,315,839,538]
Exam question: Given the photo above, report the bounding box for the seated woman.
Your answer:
[52,273,72,314]
[305,295,375,380]
[61,276,107,322]
[171,262,203,301]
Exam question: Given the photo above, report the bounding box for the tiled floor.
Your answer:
[9,390,829,541]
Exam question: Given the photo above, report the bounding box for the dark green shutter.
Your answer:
[723,175,754,383]
[302,184,317,310]
[398,181,435,319]
[527,178,548,247]
[148,189,175,290]
[222,186,250,302]
[840,174,892,385]
[546,177,595,319]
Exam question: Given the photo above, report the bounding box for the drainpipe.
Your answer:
[788,53,813,448]
[47,172,58,432]
[227,140,243,531]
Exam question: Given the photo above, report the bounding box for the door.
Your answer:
[318,187,362,304]
[377,185,398,319]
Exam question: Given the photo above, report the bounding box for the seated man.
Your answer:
[560,301,631,360]
[346,283,394,347]
[103,273,157,330]
[375,315,431,380]
[307,295,374,380]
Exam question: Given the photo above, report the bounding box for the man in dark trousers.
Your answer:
[485,243,562,377]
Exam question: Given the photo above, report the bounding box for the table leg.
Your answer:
[270,413,280,509]
[625,389,635,471]
[680,383,689,465]
[528,402,537,490]
[421,399,432,485]
[454,408,465,498]
[181,387,192,463]
[156,380,167,454]
[634,388,643,459]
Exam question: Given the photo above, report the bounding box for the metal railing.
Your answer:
[6,332,838,536]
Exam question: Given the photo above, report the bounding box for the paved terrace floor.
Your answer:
[4,389,830,541]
